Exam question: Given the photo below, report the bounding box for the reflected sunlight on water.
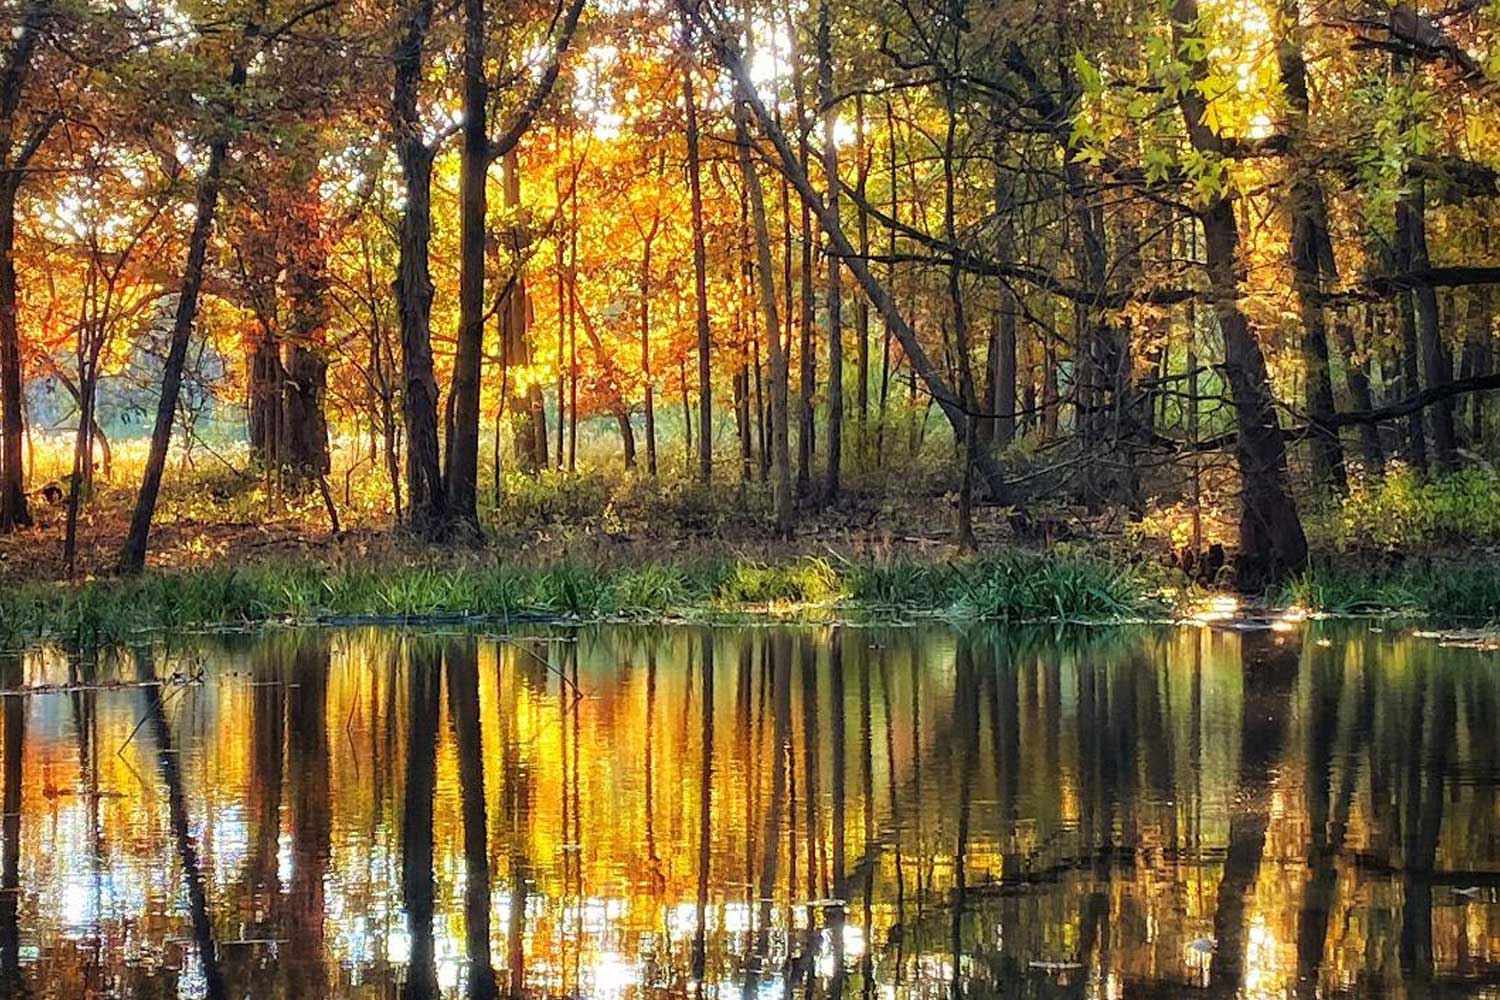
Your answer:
[0,623,1496,998]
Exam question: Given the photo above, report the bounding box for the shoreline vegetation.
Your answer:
[2,549,1170,646]
[6,541,1499,648]
[7,458,1500,648]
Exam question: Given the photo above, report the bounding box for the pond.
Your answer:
[0,622,1496,998]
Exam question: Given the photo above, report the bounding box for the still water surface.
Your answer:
[0,623,1496,998]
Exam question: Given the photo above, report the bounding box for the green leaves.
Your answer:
[1180,146,1227,200]
[1073,50,1103,96]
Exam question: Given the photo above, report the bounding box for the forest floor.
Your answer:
[3,455,1185,585]
[0,483,1050,583]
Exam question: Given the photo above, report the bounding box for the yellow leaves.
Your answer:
[1196,70,1238,134]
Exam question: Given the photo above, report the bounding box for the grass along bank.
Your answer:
[1,549,1168,647]
[1279,560,1500,620]
[11,461,1500,646]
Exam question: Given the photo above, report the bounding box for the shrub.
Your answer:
[1308,465,1500,552]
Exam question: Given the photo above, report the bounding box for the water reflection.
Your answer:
[0,624,1497,998]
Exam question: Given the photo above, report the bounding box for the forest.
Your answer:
[2,0,1500,614]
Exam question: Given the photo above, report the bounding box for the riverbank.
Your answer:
[1279,558,1500,620]
[1,547,1174,646]
[6,540,1500,648]
[8,458,1500,645]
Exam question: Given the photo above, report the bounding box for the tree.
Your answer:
[0,0,58,532]
[119,6,264,574]
[390,0,447,537]
[445,0,585,530]
[816,0,842,500]
[683,36,714,484]
[1170,0,1308,586]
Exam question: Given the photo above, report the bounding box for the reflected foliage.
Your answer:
[0,624,1494,998]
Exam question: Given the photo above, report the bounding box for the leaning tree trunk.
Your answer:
[734,80,793,537]
[119,52,248,574]
[699,21,1015,507]
[1203,200,1308,585]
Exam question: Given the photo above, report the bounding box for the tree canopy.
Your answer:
[3,0,1499,583]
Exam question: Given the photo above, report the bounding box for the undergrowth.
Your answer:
[1304,464,1500,551]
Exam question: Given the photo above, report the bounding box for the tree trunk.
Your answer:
[790,20,816,498]
[392,0,447,537]
[568,200,580,471]
[817,0,841,501]
[445,0,489,531]
[1173,0,1306,586]
[63,365,96,576]
[500,150,542,475]
[1463,288,1492,449]
[0,184,29,531]
[119,50,248,574]
[735,83,793,537]
[877,99,898,466]
[1290,212,1344,490]
[1396,280,1428,470]
[680,355,693,465]
[989,140,1018,449]
[1276,0,1346,491]
[734,361,751,482]
[1335,307,1384,474]
[942,68,978,550]
[640,214,660,478]
[248,334,281,466]
[555,160,567,471]
[684,54,714,483]
[0,2,50,534]
[1204,202,1308,585]
[1400,180,1458,471]
[854,94,871,464]
[754,317,769,480]
[709,31,1014,504]
[281,163,332,486]
[615,408,637,470]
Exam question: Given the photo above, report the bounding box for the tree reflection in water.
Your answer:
[0,622,1495,999]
